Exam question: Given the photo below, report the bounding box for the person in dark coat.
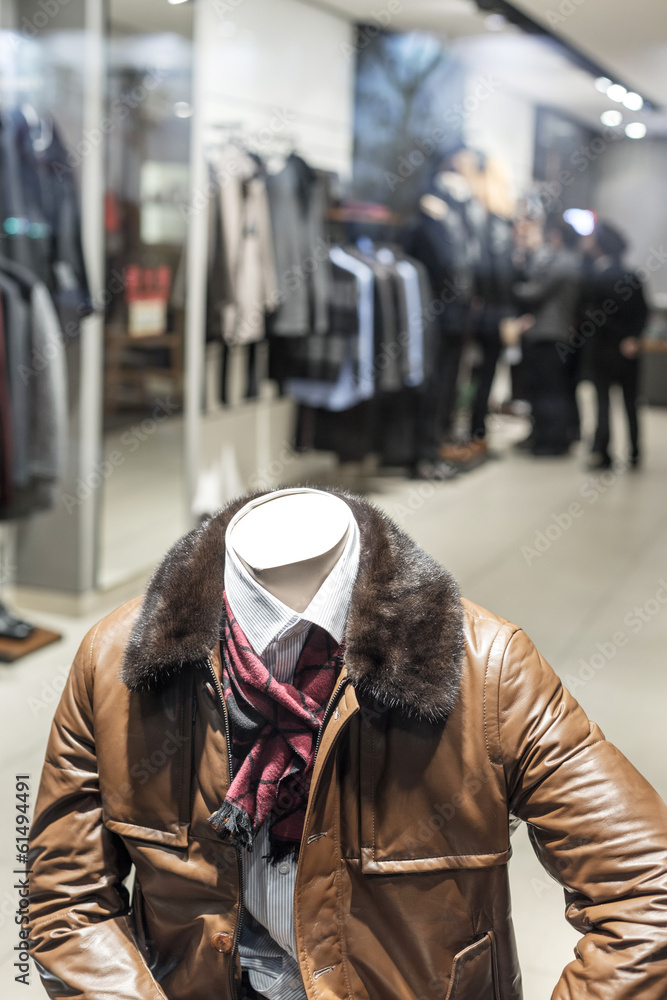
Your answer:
[513,219,582,456]
[581,223,649,469]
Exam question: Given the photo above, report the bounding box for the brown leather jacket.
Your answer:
[28,490,667,999]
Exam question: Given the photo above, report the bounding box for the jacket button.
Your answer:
[204,681,217,705]
[211,932,233,954]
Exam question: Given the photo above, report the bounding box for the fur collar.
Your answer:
[121,488,465,722]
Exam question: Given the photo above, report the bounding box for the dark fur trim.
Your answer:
[121,487,465,722]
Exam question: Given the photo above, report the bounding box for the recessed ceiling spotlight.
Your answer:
[600,110,623,127]
[623,92,644,111]
[485,13,506,31]
[594,77,612,93]
[607,84,628,103]
[625,122,647,139]
[174,102,192,118]
[167,0,189,5]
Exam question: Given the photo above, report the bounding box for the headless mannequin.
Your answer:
[227,489,351,614]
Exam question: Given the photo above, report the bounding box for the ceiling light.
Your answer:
[607,84,627,103]
[594,77,612,93]
[625,122,647,139]
[623,92,644,111]
[600,110,623,127]
[167,0,189,5]
[484,13,506,31]
[174,102,192,118]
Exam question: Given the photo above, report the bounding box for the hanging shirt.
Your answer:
[394,258,425,388]
[285,247,375,410]
[224,489,360,1000]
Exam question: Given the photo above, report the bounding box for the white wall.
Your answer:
[462,75,535,199]
[594,139,667,307]
[198,0,355,176]
[184,0,356,515]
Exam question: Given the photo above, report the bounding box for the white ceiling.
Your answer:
[319,0,667,135]
[515,0,667,105]
[109,0,667,136]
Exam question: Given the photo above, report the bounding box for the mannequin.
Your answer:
[226,487,352,613]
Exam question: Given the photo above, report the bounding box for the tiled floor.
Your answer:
[2,397,666,998]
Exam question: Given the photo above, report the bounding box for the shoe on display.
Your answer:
[587,453,613,471]
[411,460,459,482]
[439,439,489,464]
[0,606,35,641]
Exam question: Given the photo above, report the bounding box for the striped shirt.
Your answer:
[224,490,360,1000]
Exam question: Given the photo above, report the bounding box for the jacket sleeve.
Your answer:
[27,623,169,1000]
[498,627,667,998]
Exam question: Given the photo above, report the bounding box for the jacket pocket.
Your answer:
[99,672,197,850]
[445,931,499,1000]
[359,716,510,874]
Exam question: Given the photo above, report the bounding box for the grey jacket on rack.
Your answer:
[0,256,68,489]
[266,155,330,338]
[211,144,278,346]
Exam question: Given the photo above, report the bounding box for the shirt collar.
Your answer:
[224,489,360,655]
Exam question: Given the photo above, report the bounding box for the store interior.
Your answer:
[1,0,666,608]
[1,0,667,996]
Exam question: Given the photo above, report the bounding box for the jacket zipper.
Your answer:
[312,674,349,768]
[293,670,350,989]
[206,657,347,999]
[206,657,245,1000]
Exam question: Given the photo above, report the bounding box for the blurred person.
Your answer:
[513,219,582,456]
[440,154,517,466]
[581,222,649,470]
[404,153,477,479]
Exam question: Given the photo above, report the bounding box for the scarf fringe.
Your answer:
[207,801,254,849]
[262,839,301,865]
[207,803,301,863]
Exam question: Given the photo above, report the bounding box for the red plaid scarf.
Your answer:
[207,594,343,861]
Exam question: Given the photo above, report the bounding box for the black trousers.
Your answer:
[522,340,573,452]
[592,359,640,460]
[469,332,502,440]
[416,330,465,460]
